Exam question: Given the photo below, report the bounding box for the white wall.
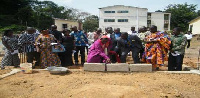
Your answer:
[99,5,147,32]
[54,19,80,31]
[150,12,171,31]
[189,19,200,34]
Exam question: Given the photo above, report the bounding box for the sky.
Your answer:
[40,0,200,15]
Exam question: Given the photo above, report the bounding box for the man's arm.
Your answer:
[172,36,187,51]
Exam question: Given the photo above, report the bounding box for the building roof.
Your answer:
[189,16,200,24]
[148,12,171,14]
[54,18,78,22]
[99,5,147,10]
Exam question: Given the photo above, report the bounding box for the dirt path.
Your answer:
[0,70,200,98]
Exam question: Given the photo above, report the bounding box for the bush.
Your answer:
[0,25,26,34]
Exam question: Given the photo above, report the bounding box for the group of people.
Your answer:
[1,25,88,69]
[87,26,188,71]
[1,24,189,71]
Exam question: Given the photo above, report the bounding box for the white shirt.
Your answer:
[128,31,138,36]
[184,34,192,40]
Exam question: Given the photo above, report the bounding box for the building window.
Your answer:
[117,10,129,13]
[189,25,193,32]
[104,11,115,13]
[118,19,128,22]
[164,14,169,20]
[147,13,151,20]
[147,20,151,27]
[62,24,67,29]
[164,24,168,30]
[104,19,115,22]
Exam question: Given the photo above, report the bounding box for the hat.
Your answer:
[101,35,109,39]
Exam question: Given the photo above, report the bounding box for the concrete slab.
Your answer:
[130,64,152,72]
[83,63,105,72]
[0,69,21,79]
[106,63,129,72]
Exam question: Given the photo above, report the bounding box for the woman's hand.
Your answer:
[106,58,111,63]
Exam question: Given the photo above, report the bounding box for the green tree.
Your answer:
[83,15,99,32]
[0,0,32,27]
[164,3,198,31]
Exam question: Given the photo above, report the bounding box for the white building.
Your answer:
[147,12,171,31]
[54,18,82,31]
[188,16,200,35]
[99,5,171,32]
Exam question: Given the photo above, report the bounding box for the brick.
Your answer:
[130,64,152,72]
[106,63,129,72]
[83,63,105,71]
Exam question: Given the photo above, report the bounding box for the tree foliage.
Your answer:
[83,15,99,32]
[0,0,94,32]
[164,3,199,31]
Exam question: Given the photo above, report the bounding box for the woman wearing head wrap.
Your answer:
[35,29,61,68]
[87,35,111,63]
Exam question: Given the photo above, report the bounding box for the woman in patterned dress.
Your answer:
[35,29,61,68]
[142,25,171,70]
[1,30,20,69]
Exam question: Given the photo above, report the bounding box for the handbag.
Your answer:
[52,44,65,52]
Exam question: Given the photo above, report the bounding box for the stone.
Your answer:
[83,63,105,71]
[130,64,152,72]
[106,63,129,72]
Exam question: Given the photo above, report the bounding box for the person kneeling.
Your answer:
[87,35,110,63]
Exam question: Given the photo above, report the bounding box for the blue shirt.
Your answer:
[115,33,121,39]
[122,37,131,48]
[70,31,88,46]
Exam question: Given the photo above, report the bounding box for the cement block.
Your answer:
[106,63,129,72]
[84,63,105,71]
[130,64,152,72]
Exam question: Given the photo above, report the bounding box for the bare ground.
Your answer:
[0,70,200,98]
[0,35,200,98]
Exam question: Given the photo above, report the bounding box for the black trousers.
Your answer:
[74,46,85,64]
[168,53,184,71]
[131,47,140,63]
[187,40,191,48]
[120,49,130,63]
[139,47,144,60]
[60,49,73,67]
[85,46,88,54]
[26,52,40,66]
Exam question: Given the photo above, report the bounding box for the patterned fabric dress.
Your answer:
[142,31,171,68]
[1,35,20,68]
[35,34,61,68]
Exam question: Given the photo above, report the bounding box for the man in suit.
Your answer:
[116,32,131,63]
[110,28,121,63]
[129,33,143,63]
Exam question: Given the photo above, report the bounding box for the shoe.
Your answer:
[14,66,19,68]
[75,62,78,65]
[156,67,159,71]
[1,66,5,70]
[81,62,84,66]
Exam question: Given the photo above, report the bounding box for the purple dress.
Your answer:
[87,40,109,63]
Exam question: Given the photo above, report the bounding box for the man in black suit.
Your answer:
[110,28,121,63]
[50,25,62,42]
[129,33,143,63]
[116,32,131,63]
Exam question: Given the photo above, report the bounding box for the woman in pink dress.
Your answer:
[87,35,111,63]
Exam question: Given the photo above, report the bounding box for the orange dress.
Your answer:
[142,31,171,68]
